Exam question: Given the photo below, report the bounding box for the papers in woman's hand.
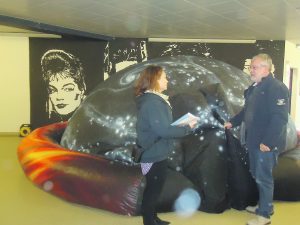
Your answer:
[171,112,200,126]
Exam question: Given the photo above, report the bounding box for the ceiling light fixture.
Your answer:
[148,38,256,44]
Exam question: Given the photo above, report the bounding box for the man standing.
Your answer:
[224,54,289,225]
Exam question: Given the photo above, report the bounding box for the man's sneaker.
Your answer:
[245,205,274,215]
[246,215,271,225]
[246,205,258,214]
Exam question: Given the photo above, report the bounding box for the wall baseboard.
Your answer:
[0,132,19,136]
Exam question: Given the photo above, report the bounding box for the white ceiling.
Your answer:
[0,0,300,44]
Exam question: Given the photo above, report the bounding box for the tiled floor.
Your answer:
[1,136,300,225]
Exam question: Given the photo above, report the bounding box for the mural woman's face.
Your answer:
[48,76,84,115]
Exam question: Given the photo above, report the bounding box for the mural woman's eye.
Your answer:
[62,84,75,92]
[63,87,75,92]
[48,86,57,94]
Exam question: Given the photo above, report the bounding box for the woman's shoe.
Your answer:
[155,216,170,225]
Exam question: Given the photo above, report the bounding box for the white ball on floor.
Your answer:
[174,188,201,217]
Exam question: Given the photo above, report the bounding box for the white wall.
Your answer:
[284,41,300,129]
[0,36,30,133]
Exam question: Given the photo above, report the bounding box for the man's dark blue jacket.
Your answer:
[230,74,289,151]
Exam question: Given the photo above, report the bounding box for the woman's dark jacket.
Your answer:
[136,93,190,163]
[230,74,289,151]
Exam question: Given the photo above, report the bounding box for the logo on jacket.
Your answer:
[277,99,286,105]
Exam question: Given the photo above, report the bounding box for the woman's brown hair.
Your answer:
[134,65,163,96]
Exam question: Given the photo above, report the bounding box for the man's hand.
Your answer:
[260,143,271,152]
[188,118,198,129]
[224,122,232,129]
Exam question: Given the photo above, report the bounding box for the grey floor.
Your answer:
[1,135,300,225]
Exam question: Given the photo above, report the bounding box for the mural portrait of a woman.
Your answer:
[41,49,86,121]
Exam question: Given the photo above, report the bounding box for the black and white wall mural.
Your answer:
[30,38,106,129]
[29,38,285,128]
[103,38,148,79]
[147,40,285,81]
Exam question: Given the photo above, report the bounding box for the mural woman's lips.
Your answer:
[56,104,67,109]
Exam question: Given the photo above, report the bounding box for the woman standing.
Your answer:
[134,65,197,225]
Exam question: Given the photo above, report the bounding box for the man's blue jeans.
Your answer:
[248,148,278,218]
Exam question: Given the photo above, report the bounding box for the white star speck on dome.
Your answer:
[43,181,54,191]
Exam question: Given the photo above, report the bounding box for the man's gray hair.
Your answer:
[252,53,272,72]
